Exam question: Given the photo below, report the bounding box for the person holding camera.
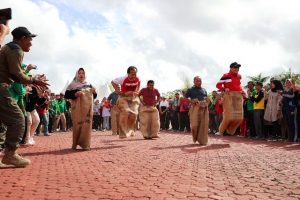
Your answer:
[0,26,49,167]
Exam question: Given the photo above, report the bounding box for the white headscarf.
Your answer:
[66,68,91,91]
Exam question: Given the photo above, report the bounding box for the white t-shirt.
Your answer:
[159,100,169,108]
[112,76,126,85]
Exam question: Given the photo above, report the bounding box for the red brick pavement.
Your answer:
[1,131,300,200]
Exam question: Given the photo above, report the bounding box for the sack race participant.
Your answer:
[139,80,160,139]
[216,62,243,136]
[108,91,120,135]
[186,76,209,145]
[65,68,97,150]
[111,66,140,139]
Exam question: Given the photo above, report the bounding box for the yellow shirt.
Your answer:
[253,92,264,110]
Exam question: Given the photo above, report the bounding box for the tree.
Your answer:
[273,68,300,85]
[247,73,270,84]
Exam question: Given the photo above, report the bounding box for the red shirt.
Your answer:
[139,88,160,106]
[113,76,140,92]
[36,102,49,115]
[214,99,223,114]
[179,98,190,112]
[216,71,242,92]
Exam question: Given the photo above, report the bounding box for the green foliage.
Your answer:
[246,73,270,84]
[273,68,300,85]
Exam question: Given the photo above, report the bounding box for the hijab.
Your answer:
[270,79,283,92]
[66,68,91,91]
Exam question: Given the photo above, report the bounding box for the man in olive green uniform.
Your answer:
[0,27,48,167]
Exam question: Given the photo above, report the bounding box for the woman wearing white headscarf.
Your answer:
[65,68,97,150]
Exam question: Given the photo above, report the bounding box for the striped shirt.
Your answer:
[216,71,242,92]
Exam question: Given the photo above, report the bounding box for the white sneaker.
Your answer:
[215,132,221,136]
[28,137,35,145]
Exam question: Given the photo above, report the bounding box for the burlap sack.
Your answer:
[189,100,209,145]
[71,89,93,149]
[218,91,243,135]
[110,105,120,135]
[117,96,140,138]
[139,104,160,138]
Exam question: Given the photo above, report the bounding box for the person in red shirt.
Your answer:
[111,66,141,138]
[215,62,244,136]
[139,80,160,139]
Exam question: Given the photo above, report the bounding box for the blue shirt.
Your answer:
[185,86,207,101]
[108,91,119,105]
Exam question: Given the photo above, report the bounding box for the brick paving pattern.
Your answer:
[1,131,300,200]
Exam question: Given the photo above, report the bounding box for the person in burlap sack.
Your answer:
[108,91,120,135]
[215,62,243,136]
[186,76,209,145]
[111,66,140,139]
[65,68,97,150]
[138,80,161,139]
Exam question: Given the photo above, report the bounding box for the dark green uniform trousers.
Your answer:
[0,84,25,150]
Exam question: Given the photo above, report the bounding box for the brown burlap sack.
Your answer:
[218,91,243,135]
[117,96,140,138]
[110,106,120,135]
[71,88,93,150]
[189,100,209,145]
[139,104,160,138]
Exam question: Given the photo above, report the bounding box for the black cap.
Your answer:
[11,27,37,39]
[230,62,241,68]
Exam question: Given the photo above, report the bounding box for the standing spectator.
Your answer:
[246,81,256,138]
[92,99,101,131]
[250,82,265,139]
[53,93,67,132]
[214,92,223,131]
[101,97,111,131]
[159,96,169,130]
[292,81,300,141]
[172,93,180,131]
[65,99,72,131]
[48,93,58,133]
[282,79,297,142]
[208,91,218,134]
[264,80,283,140]
[36,91,50,136]
[179,91,191,132]
[25,84,40,145]
[239,91,248,137]
[108,91,120,135]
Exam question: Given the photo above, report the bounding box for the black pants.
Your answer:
[92,115,101,130]
[179,111,190,132]
[160,107,169,130]
[247,110,256,137]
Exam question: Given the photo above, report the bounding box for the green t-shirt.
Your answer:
[246,89,256,111]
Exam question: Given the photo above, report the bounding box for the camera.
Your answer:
[0,8,12,25]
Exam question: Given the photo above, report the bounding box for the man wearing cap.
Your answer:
[0,26,49,167]
[215,62,243,136]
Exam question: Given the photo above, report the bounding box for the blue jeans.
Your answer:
[37,113,49,135]
[103,116,110,130]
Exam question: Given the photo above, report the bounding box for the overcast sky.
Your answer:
[1,0,300,96]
